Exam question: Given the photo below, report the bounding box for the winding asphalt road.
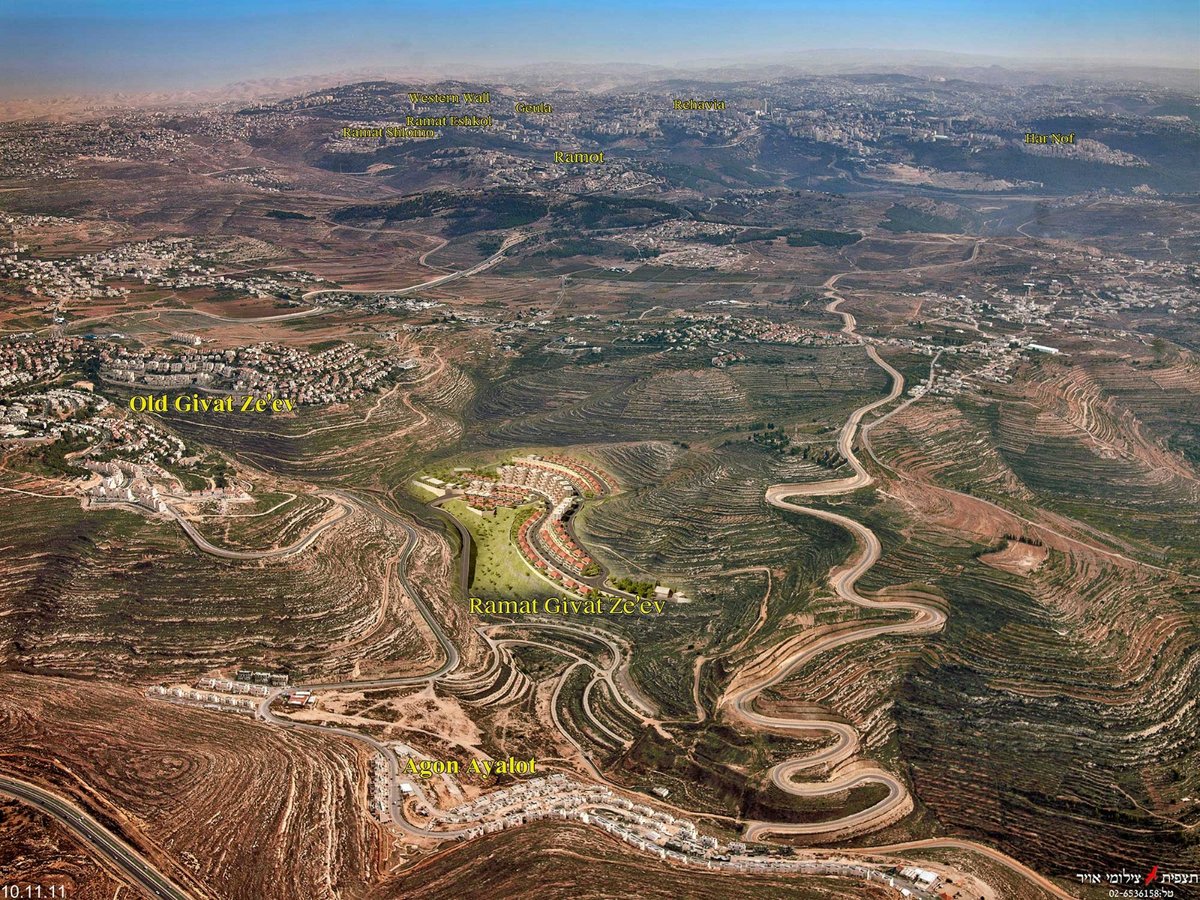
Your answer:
[0,776,195,900]
[168,493,354,561]
[727,279,947,841]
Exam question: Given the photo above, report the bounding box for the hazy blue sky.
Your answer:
[1,0,1196,95]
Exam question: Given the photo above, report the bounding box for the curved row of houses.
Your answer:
[456,454,615,591]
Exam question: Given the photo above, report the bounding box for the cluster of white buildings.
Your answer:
[102,341,408,404]
[84,458,248,518]
[88,460,170,515]
[212,167,292,192]
[147,685,259,714]
[0,388,189,476]
[1022,137,1145,167]
[621,314,857,352]
[450,455,608,583]
[913,260,1199,354]
[492,462,576,505]
[437,776,691,857]
[145,668,295,717]
[235,669,290,686]
[427,774,939,895]
[0,384,215,494]
[0,337,96,390]
[1,212,76,232]
[0,236,323,307]
[0,250,128,305]
[369,754,392,823]
[0,387,108,438]
[197,677,271,697]
[0,113,195,179]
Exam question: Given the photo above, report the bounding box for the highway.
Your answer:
[303,488,462,687]
[40,303,328,336]
[0,776,196,900]
[300,232,530,304]
[52,229,528,341]
[424,494,474,597]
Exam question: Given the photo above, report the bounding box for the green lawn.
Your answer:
[441,499,560,601]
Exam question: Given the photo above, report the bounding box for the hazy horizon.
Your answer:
[1,0,1197,99]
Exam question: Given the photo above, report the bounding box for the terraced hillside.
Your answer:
[374,821,894,899]
[181,489,338,552]
[4,66,1199,900]
[0,487,434,681]
[154,340,472,485]
[0,797,133,899]
[579,440,859,717]
[880,351,1200,567]
[857,372,1200,882]
[0,674,379,900]
[466,344,885,450]
[893,537,1200,881]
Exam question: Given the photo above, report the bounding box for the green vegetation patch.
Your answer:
[609,576,657,598]
[880,204,963,234]
[785,229,862,247]
[330,190,548,235]
[441,499,557,601]
[553,195,685,230]
[8,435,91,478]
[694,226,861,247]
